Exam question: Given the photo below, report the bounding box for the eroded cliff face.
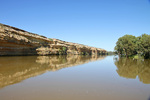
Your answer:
[0,23,107,56]
[0,23,51,55]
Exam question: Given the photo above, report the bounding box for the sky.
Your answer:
[0,0,150,51]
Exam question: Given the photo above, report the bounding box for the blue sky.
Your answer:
[0,0,150,51]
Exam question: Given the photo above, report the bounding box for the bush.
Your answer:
[59,47,67,55]
[49,38,53,41]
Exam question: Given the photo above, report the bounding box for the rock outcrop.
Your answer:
[0,23,107,56]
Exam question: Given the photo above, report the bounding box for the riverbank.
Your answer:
[0,23,107,56]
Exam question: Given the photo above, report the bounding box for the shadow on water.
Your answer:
[114,58,150,84]
[0,55,106,88]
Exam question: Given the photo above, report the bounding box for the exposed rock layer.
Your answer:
[0,23,107,56]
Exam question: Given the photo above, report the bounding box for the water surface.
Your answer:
[0,55,150,100]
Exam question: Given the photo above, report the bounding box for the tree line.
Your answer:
[115,34,150,59]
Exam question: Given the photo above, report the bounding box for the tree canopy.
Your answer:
[115,34,150,59]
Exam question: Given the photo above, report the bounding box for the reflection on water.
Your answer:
[0,55,106,88]
[0,56,150,100]
[114,58,150,84]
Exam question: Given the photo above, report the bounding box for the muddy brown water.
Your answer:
[0,55,150,100]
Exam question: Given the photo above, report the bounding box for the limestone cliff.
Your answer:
[0,23,107,56]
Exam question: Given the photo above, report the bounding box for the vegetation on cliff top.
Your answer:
[115,34,150,59]
[49,38,53,41]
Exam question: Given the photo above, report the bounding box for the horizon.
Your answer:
[0,0,150,51]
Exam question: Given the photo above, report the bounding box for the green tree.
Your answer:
[138,34,150,59]
[115,35,138,57]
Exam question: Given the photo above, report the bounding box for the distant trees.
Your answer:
[107,51,115,55]
[115,34,150,59]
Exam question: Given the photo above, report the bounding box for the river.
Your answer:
[0,55,150,100]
